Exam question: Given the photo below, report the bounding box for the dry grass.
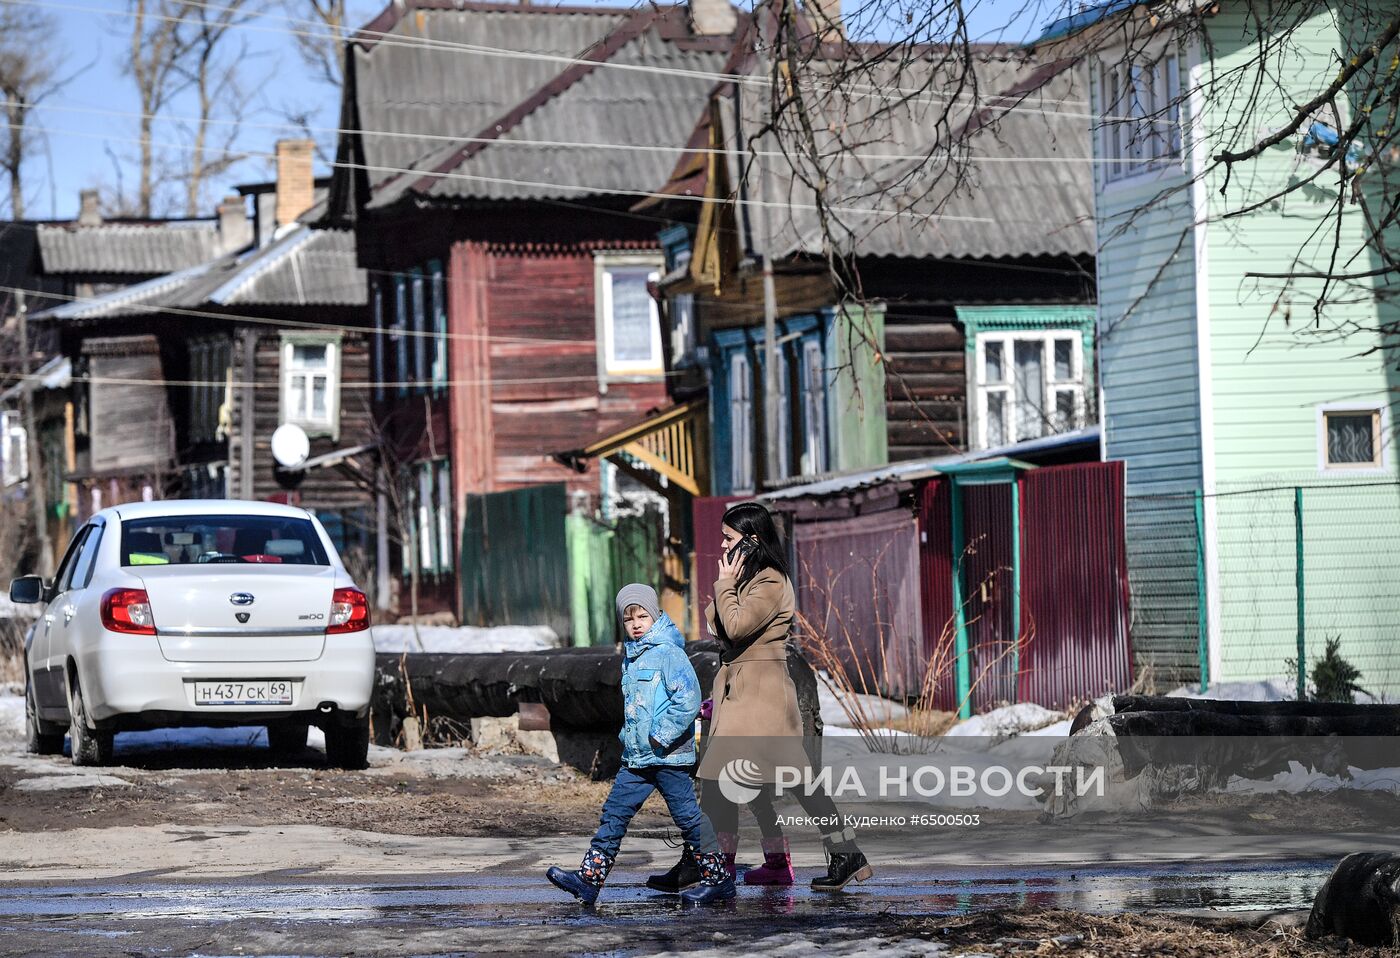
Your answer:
[881,708,959,737]
[898,908,1389,957]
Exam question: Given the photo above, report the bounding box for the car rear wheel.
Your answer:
[68,677,114,767]
[25,679,65,755]
[324,714,370,770]
[266,722,309,756]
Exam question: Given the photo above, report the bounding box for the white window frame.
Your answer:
[1096,39,1184,188]
[773,346,792,480]
[973,331,1086,450]
[411,268,427,392]
[280,336,341,439]
[595,252,665,381]
[436,459,453,572]
[1,409,26,487]
[1316,403,1390,475]
[729,351,754,493]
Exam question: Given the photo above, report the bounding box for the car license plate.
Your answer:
[193,680,293,706]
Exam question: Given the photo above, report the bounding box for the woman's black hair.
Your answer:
[722,501,790,589]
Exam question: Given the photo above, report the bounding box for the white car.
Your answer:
[12,500,376,769]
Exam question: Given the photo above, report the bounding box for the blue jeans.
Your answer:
[591,765,720,858]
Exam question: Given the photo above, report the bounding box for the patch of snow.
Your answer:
[1022,719,1073,737]
[816,673,909,730]
[372,624,560,654]
[946,702,1065,739]
[0,692,25,740]
[1225,762,1400,795]
[15,773,129,791]
[1166,679,1297,702]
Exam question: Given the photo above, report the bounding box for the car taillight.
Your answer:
[101,588,156,635]
[328,587,370,634]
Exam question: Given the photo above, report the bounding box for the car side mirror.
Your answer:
[9,575,45,604]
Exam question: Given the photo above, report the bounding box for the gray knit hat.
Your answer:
[615,583,661,625]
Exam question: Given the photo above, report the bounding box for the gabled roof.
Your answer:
[36,221,225,275]
[34,226,365,321]
[664,48,1094,264]
[331,0,741,214]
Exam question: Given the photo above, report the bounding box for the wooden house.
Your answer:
[29,143,378,596]
[324,0,746,623]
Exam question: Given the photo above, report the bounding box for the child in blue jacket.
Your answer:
[546,583,734,906]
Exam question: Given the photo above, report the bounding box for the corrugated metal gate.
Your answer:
[1018,462,1132,707]
[460,483,571,640]
[919,462,1131,712]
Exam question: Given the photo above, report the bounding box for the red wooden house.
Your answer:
[325,0,745,621]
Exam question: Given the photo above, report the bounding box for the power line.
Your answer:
[0,117,1001,224]
[11,0,1098,120]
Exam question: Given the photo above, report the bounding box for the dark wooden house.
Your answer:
[30,144,377,595]
[324,0,746,620]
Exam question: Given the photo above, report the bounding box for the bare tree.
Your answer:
[127,0,198,217]
[0,8,73,218]
[286,0,349,88]
[175,0,264,216]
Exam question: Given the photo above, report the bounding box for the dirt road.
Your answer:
[1,718,1397,956]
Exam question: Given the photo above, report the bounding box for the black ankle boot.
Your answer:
[810,851,874,891]
[646,844,700,893]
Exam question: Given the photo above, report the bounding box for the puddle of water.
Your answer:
[0,860,1329,925]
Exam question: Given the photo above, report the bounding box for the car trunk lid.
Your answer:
[139,565,333,663]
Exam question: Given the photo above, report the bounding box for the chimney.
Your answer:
[217,194,253,252]
[275,138,316,228]
[806,0,842,41]
[78,188,102,226]
[689,0,736,36]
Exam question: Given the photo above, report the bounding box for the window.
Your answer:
[1320,406,1385,471]
[800,338,827,475]
[70,523,104,589]
[394,277,408,397]
[975,332,1085,448]
[188,338,230,443]
[120,515,330,566]
[402,458,452,576]
[372,281,385,402]
[597,256,664,378]
[410,268,426,392]
[429,262,447,393]
[281,337,340,437]
[773,347,792,480]
[1099,48,1181,183]
[1,409,25,486]
[668,293,696,368]
[729,352,754,492]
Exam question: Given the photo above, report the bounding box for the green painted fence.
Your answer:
[566,509,666,647]
[459,484,571,640]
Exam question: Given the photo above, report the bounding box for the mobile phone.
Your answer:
[727,537,757,565]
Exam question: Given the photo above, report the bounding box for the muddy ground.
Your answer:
[2,723,1399,956]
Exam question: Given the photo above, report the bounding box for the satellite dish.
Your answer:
[271,423,310,468]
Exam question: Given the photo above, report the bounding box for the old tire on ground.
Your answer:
[266,722,309,756]
[26,678,65,755]
[1306,851,1400,946]
[67,677,114,767]
[325,715,370,770]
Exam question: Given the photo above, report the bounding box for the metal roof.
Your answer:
[342,1,738,210]
[36,221,225,275]
[761,426,1101,501]
[33,226,365,321]
[727,54,1094,262]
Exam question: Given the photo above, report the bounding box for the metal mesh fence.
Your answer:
[1126,481,1400,701]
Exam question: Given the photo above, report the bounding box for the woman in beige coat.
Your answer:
[692,502,872,892]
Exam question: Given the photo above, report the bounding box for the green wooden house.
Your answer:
[1042,1,1400,693]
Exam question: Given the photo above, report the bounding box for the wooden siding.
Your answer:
[1201,5,1400,692]
[448,241,667,508]
[226,326,375,512]
[82,336,175,476]
[884,320,965,459]
[1092,72,1204,685]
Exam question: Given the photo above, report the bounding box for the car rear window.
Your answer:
[120,515,330,566]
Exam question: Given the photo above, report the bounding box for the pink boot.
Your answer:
[717,831,738,880]
[743,836,794,886]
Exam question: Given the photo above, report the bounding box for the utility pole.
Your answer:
[16,290,53,576]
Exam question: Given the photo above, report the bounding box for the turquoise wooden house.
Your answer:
[1040,1,1400,694]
